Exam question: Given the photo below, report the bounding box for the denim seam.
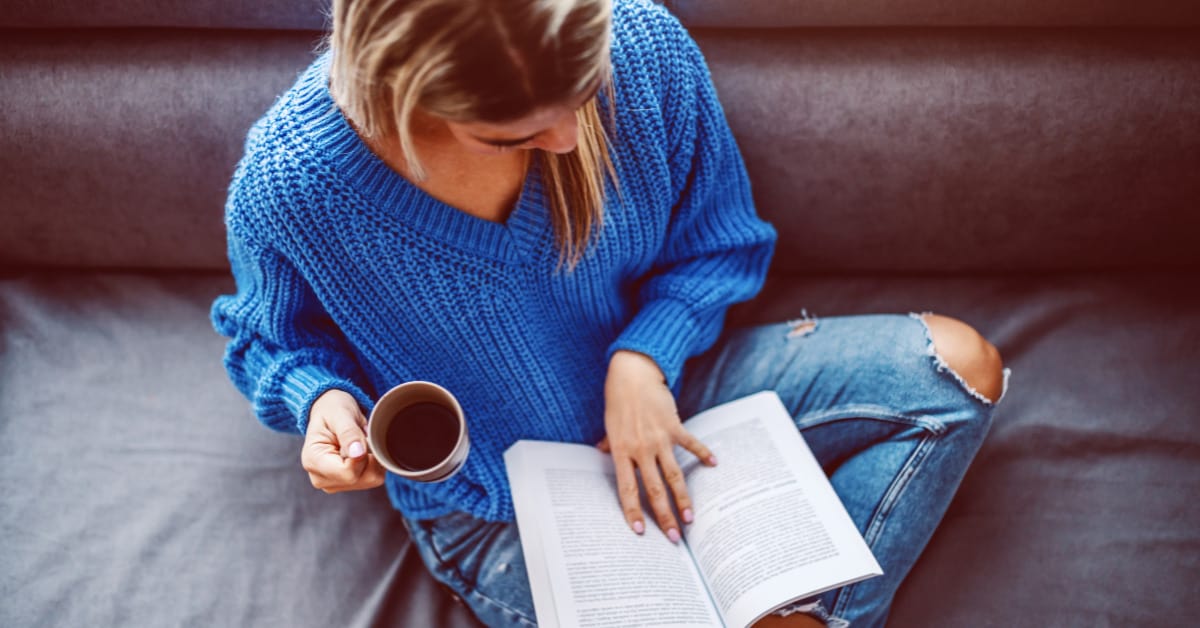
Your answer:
[830,429,938,621]
[773,598,850,627]
[413,520,538,627]
[794,404,947,437]
[789,407,944,621]
[466,589,538,627]
[864,431,937,545]
[411,521,471,590]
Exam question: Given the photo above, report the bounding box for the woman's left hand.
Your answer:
[598,350,717,543]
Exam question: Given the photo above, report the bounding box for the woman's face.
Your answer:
[445,103,580,155]
[441,81,602,156]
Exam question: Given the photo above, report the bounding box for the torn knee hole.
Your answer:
[910,312,1007,405]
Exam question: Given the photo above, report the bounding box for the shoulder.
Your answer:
[610,0,703,93]
[225,55,335,244]
[606,1,726,195]
[611,0,691,45]
[608,0,713,149]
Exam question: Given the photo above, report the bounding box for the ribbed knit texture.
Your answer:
[211,0,776,522]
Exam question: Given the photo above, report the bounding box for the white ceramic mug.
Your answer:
[367,381,469,483]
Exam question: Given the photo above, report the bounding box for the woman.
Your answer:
[212,0,1009,626]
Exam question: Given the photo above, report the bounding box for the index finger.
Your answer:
[305,441,366,486]
[674,427,717,467]
[320,454,387,494]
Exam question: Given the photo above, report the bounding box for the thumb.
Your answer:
[328,409,369,460]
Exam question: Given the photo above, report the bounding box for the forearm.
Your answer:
[213,227,372,434]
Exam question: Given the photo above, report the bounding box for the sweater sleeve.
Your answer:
[608,23,777,389]
[211,217,373,436]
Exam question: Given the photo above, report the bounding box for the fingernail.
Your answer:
[707,455,718,466]
[682,508,694,524]
[667,528,680,543]
[633,521,645,534]
[348,441,365,458]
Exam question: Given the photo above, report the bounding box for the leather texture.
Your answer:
[2,30,321,271]
[665,0,1200,28]
[2,271,1197,627]
[2,1,1199,626]
[4,0,1200,29]
[0,273,480,628]
[0,0,332,30]
[3,28,1198,271]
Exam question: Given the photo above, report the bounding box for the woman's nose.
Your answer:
[531,111,579,154]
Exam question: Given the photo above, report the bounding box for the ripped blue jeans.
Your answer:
[404,313,1010,627]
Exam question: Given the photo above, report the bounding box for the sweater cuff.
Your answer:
[608,298,700,389]
[280,364,374,434]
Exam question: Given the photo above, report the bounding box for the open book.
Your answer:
[504,391,883,628]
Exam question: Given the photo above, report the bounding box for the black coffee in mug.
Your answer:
[384,401,461,471]
[368,381,469,482]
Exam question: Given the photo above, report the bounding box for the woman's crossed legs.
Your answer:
[407,313,1009,627]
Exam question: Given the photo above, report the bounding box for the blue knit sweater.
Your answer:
[212,0,776,522]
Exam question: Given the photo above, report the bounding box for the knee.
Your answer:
[919,314,1005,404]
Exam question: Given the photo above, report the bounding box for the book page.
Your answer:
[676,392,883,628]
[506,442,562,628]
[506,441,723,628]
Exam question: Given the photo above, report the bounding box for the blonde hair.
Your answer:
[329,0,618,267]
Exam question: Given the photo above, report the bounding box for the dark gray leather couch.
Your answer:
[3,1,1198,626]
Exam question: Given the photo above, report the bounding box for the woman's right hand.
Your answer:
[301,389,386,493]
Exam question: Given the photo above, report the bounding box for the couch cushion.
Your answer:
[0,272,480,628]
[2,270,1197,626]
[666,0,1200,28]
[4,0,1199,30]
[698,28,1200,274]
[0,0,329,30]
[4,29,1198,272]
[1,30,320,271]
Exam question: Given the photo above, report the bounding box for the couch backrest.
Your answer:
[700,28,1200,273]
[3,1,1198,272]
[5,0,1200,29]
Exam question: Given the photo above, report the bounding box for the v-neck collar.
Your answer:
[294,54,549,264]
